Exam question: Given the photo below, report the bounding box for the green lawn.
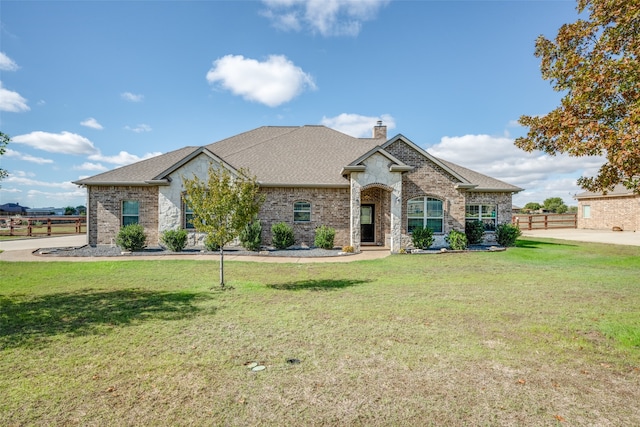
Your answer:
[1,238,639,426]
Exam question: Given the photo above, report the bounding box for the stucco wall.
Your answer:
[159,153,219,234]
[87,186,159,246]
[578,196,640,231]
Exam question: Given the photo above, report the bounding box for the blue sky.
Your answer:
[1,0,603,209]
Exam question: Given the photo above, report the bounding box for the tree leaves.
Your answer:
[516,0,640,194]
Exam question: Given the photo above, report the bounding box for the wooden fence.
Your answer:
[512,213,577,230]
[0,216,86,237]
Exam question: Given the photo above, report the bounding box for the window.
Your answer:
[184,202,195,229]
[407,197,443,233]
[122,200,139,226]
[465,204,497,231]
[294,201,311,222]
[583,205,591,219]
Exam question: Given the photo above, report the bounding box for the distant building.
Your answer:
[0,203,29,214]
[576,183,639,232]
[25,207,65,216]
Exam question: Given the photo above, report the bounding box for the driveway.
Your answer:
[520,228,640,246]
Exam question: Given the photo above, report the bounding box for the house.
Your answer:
[576,184,640,232]
[73,124,523,252]
[0,203,29,214]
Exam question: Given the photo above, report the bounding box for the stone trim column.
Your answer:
[350,178,362,252]
[390,181,402,253]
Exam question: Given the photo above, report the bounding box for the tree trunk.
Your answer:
[219,247,225,289]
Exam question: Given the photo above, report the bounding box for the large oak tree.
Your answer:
[516,0,639,193]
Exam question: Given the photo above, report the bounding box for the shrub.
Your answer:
[160,229,188,252]
[314,225,336,249]
[495,223,522,247]
[204,234,221,252]
[239,220,262,251]
[116,223,147,251]
[411,227,434,249]
[271,222,295,249]
[465,220,485,245]
[341,245,355,253]
[445,229,467,250]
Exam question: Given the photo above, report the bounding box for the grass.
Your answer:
[1,237,639,425]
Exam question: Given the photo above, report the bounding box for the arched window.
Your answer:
[294,201,311,222]
[407,197,443,233]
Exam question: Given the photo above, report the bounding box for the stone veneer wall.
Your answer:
[259,187,351,247]
[87,186,159,246]
[578,196,640,231]
[158,153,216,239]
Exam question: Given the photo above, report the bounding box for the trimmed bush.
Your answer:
[495,223,522,247]
[341,245,355,253]
[271,222,295,249]
[314,225,336,249]
[160,229,188,252]
[116,223,147,251]
[411,227,434,250]
[445,229,467,250]
[465,220,485,245]
[239,220,262,251]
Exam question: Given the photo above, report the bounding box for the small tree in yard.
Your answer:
[183,164,263,290]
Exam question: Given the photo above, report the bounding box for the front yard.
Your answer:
[1,238,639,425]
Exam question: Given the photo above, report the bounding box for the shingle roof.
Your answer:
[74,125,522,193]
[576,183,639,199]
[438,159,524,192]
[205,125,380,186]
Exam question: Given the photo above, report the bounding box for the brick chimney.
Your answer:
[373,120,387,139]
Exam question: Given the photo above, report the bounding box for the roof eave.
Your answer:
[73,180,169,187]
[258,182,350,189]
[466,187,524,193]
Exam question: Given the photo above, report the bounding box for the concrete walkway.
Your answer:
[0,235,390,263]
[2,229,638,263]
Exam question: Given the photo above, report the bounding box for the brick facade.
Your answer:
[258,187,351,247]
[578,195,640,232]
[385,140,466,234]
[87,186,159,246]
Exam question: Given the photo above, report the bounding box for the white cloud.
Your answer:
[12,131,99,155]
[261,0,389,36]
[26,188,87,202]
[124,124,152,133]
[88,150,162,166]
[0,81,29,112]
[0,52,19,71]
[121,92,144,102]
[5,174,78,190]
[321,113,396,138]
[73,162,108,171]
[4,148,54,164]
[81,117,104,130]
[426,133,606,206]
[0,187,21,193]
[206,54,316,107]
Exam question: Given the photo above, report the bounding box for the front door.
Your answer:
[361,204,375,243]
